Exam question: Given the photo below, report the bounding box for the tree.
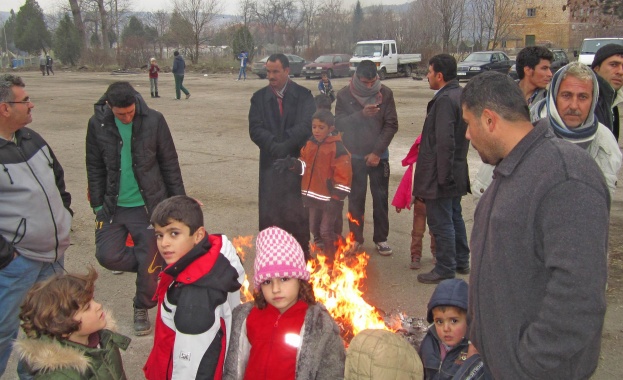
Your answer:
[352,0,363,43]
[1,11,17,53]
[489,0,520,49]
[566,0,623,27]
[122,16,146,41]
[15,0,52,54]
[54,14,82,65]
[67,0,88,50]
[299,0,317,50]
[232,25,254,61]
[146,10,170,58]
[173,0,223,64]
[165,10,195,54]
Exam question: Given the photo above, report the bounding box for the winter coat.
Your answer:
[345,328,423,380]
[419,329,468,380]
[413,80,470,200]
[469,120,610,379]
[223,301,346,380]
[86,92,185,219]
[149,64,160,79]
[14,323,130,380]
[172,55,185,75]
[298,134,352,209]
[392,134,422,210]
[595,74,615,134]
[335,84,398,158]
[144,234,245,380]
[0,128,72,268]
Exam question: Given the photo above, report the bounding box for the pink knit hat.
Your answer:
[253,227,310,290]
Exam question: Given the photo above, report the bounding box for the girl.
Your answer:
[149,58,160,98]
[223,227,345,380]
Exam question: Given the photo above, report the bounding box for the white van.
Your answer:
[577,38,623,65]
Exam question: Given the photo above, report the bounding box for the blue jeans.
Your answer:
[238,66,246,80]
[425,196,470,277]
[0,255,64,377]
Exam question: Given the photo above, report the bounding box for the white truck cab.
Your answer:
[577,38,623,65]
[349,40,421,79]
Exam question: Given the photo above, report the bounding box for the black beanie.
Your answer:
[592,44,623,69]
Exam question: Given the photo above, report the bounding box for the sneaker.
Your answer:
[417,269,455,284]
[456,266,471,275]
[345,241,362,257]
[111,270,123,275]
[409,258,422,270]
[375,241,393,256]
[185,93,191,99]
[133,307,152,336]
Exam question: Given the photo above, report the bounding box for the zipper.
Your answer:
[303,140,322,197]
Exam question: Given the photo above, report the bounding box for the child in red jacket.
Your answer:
[149,58,160,98]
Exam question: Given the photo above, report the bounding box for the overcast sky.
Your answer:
[1,0,409,16]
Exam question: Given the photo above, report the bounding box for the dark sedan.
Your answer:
[457,51,514,79]
[251,54,307,79]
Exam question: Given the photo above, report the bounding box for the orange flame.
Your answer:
[346,212,360,226]
[232,235,254,303]
[233,233,391,342]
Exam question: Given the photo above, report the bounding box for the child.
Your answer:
[392,134,436,270]
[318,71,335,102]
[314,94,333,111]
[419,279,469,379]
[223,226,346,379]
[149,58,160,98]
[14,268,131,379]
[143,195,245,380]
[273,110,352,263]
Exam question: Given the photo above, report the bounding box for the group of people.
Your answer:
[0,42,620,379]
[146,51,191,100]
[38,54,54,76]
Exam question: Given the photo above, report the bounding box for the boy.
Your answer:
[143,195,245,380]
[419,279,469,379]
[318,71,335,102]
[15,268,131,378]
[273,110,352,264]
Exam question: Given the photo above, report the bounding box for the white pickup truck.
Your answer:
[349,40,422,79]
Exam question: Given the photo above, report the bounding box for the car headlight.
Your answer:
[469,67,481,71]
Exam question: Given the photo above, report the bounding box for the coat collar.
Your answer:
[494,119,547,179]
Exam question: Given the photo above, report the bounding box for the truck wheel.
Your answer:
[404,65,412,77]
[327,69,334,79]
[378,68,387,80]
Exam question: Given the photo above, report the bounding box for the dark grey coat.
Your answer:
[413,80,470,199]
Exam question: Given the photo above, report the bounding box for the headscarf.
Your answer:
[349,74,382,107]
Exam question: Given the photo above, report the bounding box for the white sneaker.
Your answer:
[375,241,393,256]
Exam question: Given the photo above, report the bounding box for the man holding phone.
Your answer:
[335,60,398,256]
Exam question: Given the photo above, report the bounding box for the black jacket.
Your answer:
[86,93,185,218]
[595,74,616,138]
[413,80,470,199]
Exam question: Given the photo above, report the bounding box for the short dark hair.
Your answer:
[314,94,332,111]
[320,71,328,77]
[0,74,25,103]
[429,54,457,82]
[516,46,553,80]
[461,71,530,122]
[105,81,137,108]
[356,60,378,79]
[151,195,204,235]
[267,53,289,69]
[312,109,335,127]
[20,267,98,340]
[173,51,179,56]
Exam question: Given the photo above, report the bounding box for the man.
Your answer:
[86,81,185,335]
[45,55,54,76]
[464,71,609,378]
[335,60,398,256]
[531,62,622,197]
[592,43,623,141]
[515,46,553,106]
[237,50,248,81]
[172,51,190,100]
[413,54,470,284]
[249,53,315,259]
[0,74,72,376]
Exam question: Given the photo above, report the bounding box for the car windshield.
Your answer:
[315,55,334,63]
[259,56,269,63]
[581,39,623,54]
[463,52,492,62]
[353,43,382,57]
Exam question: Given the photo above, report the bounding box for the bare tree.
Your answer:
[147,10,171,58]
[279,0,304,52]
[315,0,350,52]
[67,0,88,49]
[467,0,495,51]
[253,0,286,46]
[489,0,520,49]
[299,0,317,50]
[173,0,223,63]
[239,0,254,27]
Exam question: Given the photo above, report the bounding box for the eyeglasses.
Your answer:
[3,99,32,105]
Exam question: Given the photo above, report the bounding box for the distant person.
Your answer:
[223,227,346,379]
[335,60,398,257]
[464,71,610,378]
[249,53,315,259]
[592,44,623,140]
[149,57,160,98]
[318,71,335,102]
[15,268,130,378]
[45,55,54,76]
[86,81,185,336]
[0,74,72,378]
[143,196,244,379]
[237,50,248,81]
[274,110,352,265]
[38,54,46,76]
[172,51,190,100]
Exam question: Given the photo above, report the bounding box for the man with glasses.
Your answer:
[0,74,73,377]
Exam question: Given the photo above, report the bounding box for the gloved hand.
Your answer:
[270,142,291,158]
[273,156,302,174]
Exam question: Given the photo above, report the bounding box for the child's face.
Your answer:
[321,74,329,82]
[432,306,467,347]
[69,299,106,344]
[260,277,300,314]
[154,219,205,265]
[312,119,334,142]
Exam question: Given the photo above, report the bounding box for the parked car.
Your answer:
[508,48,569,80]
[457,51,514,79]
[251,54,307,79]
[302,54,351,79]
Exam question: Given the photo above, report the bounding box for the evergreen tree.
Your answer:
[122,16,146,41]
[15,0,52,54]
[232,26,254,62]
[1,11,17,52]
[54,14,81,65]
[352,1,364,43]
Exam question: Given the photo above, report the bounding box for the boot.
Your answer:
[150,92,155,98]
[155,91,160,98]
[133,307,152,336]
